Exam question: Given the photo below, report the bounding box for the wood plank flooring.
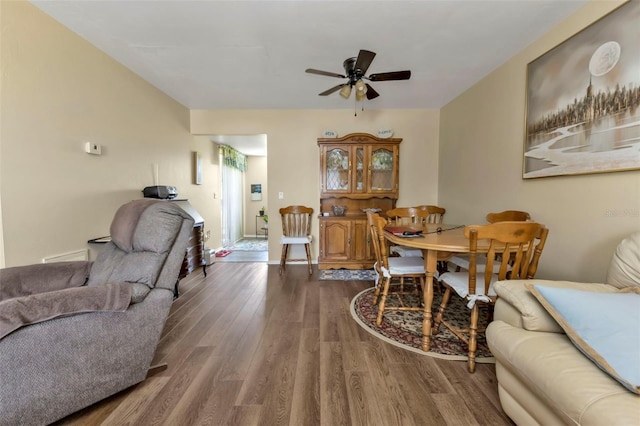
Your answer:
[56,263,514,426]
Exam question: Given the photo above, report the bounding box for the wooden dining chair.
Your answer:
[385,207,423,258]
[486,210,531,223]
[414,205,446,224]
[386,207,420,226]
[448,210,532,273]
[367,212,426,325]
[435,221,549,373]
[279,205,313,275]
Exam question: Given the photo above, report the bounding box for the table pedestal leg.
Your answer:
[422,249,437,352]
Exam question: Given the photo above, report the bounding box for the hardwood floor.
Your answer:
[213,250,268,263]
[57,263,514,426]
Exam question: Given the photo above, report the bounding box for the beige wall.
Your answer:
[0,1,219,266]
[439,0,639,283]
[191,109,440,262]
[14,0,625,278]
[0,1,439,267]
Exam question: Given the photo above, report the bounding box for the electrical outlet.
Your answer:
[278,192,284,199]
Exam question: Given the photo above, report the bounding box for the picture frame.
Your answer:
[193,151,202,185]
[251,183,262,201]
[523,1,640,179]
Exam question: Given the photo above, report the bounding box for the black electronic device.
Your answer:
[142,185,178,199]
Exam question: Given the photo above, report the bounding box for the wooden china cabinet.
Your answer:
[317,133,401,269]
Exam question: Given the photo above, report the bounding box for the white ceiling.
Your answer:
[29,0,589,155]
[209,134,267,157]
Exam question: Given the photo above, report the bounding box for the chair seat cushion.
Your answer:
[447,255,505,273]
[390,245,423,257]
[280,235,312,244]
[440,271,498,308]
[385,256,426,276]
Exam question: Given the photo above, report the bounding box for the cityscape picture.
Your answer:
[524,1,640,178]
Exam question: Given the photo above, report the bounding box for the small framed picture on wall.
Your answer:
[251,183,262,201]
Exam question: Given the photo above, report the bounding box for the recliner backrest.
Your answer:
[87,200,194,291]
[606,231,640,289]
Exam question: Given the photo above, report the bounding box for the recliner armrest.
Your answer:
[0,261,93,301]
[494,279,614,333]
[0,281,132,341]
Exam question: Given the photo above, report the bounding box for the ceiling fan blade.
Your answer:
[318,84,346,96]
[355,50,376,75]
[306,68,346,78]
[365,84,379,100]
[368,70,411,81]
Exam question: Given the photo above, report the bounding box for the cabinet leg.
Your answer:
[202,264,207,277]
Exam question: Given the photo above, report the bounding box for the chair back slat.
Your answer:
[367,212,385,274]
[374,215,391,270]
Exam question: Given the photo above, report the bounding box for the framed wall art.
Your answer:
[251,183,262,201]
[523,1,640,179]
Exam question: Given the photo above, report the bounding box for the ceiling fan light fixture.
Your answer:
[339,85,352,99]
[307,50,411,101]
[355,79,367,94]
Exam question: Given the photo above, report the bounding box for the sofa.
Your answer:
[486,232,640,425]
[0,199,194,425]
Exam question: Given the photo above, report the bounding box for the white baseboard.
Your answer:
[43,249,89,263]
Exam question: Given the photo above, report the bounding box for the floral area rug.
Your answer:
[319,269,377,281]
[351,287,494,362]
[228,238,268,251]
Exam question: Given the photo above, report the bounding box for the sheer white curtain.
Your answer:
[220,148,245,248]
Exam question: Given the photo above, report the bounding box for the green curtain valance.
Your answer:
[220,145,247,172]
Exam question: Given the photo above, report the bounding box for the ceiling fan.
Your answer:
[305,50,411,101]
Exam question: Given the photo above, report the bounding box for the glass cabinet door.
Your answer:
[325,147,350,192]
[369,147,395,191]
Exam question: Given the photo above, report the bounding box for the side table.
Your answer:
[255,215,269,239]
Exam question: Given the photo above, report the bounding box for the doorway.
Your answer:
[213,134,268,263]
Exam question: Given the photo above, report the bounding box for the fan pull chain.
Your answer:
[353,98,365,116]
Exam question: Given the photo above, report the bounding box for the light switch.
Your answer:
[278,192,284,199]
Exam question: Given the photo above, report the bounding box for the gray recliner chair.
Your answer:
[0,199,194,425]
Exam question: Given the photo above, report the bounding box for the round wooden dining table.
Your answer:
[383,223,472,352]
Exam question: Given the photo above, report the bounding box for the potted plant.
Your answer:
[262,214,269,228]
[259,206,265,216]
